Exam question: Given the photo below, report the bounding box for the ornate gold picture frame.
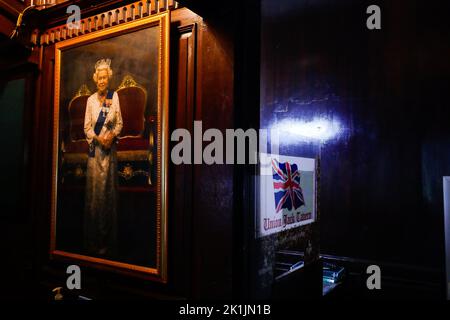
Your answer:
[51,12,169,282]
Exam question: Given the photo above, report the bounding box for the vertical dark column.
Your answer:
[233,0,261,300]
[190,15,235,299]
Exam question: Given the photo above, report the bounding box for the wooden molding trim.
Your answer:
[0,10,15,36]
[0,0,24,18]
[33,0,179,46]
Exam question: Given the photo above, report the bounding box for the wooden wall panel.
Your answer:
[0,12,14,36]
[260,0,450,282]
[168,18,197,297]
[190,18,234,299]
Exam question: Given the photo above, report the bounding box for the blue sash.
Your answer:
[89,90,114,157]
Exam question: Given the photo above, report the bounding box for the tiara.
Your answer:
[95,58,111,70]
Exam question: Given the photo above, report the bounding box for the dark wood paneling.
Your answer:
[0,12,14,36]
[168,11,198,297]
[190,15,234,299]
[232,0,262,300]
[261,0,450,286]
[251,0,324,299]
[33,44,55,280]
[0,0,25,20]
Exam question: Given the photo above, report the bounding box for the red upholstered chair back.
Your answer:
[68,85,91,142]
[116,75,147,138]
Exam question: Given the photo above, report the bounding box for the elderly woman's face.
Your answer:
[96,69,109,92]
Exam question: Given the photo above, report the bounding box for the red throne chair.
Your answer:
[61,75,153,186]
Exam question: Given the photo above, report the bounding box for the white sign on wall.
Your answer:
[257,153,316,238]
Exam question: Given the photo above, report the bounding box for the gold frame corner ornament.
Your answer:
[51,12,170,283]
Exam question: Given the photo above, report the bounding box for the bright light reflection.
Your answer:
[274,117,343,142]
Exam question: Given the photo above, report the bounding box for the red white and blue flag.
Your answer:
[272,159,305,213]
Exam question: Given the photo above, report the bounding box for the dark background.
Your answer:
[260,0,450,297]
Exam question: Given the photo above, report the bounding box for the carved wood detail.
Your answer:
[32,0,180,46]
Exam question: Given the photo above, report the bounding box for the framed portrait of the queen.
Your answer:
[51,12,169,281]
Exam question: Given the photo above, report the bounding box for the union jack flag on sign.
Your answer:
[272,159,305,213]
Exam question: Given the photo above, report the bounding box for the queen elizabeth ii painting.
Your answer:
[51,14,168,279]
[83,58,123,257]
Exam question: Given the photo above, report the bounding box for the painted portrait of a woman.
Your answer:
[52,15,168,278]
[83,58,123,258]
